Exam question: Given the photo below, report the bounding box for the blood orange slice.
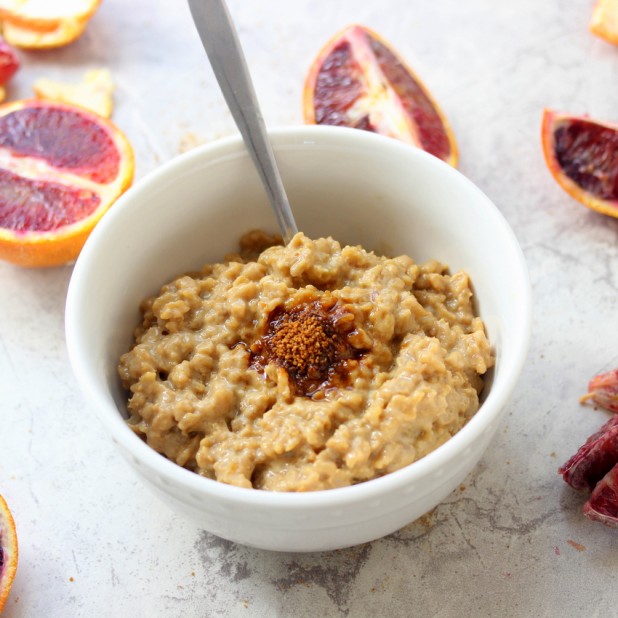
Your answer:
[590,0,618,45]
[541,109,618,218]
[0,495,17,613]
[0,99,134,267]
[303,24,458,166]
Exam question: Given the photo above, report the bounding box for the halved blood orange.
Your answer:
[0,495,18,613]
[541,109,618,218]
[0,99,134,267]
[590,0,618,45]
[303,24,458,166]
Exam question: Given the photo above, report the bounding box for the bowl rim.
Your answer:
[65,124,532,509]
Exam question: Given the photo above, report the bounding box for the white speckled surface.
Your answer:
[1,0,617,616]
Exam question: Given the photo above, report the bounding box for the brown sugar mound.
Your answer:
[251,295,367,396]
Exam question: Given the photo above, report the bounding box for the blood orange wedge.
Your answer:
[303,24,458,166]
[541,109,618,219]
[590,0,618,45]
[0,99,134,267]
[0,495,18,613]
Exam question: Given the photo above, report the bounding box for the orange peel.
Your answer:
[34,69,114,118]
[0,0,102,49]
[0,0,101,31]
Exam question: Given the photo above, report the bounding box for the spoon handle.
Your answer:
[188,0,298,243]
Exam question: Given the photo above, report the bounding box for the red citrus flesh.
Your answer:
[0,99,134,267]
[0,103,120,183]
[542,109,618,217]
[304,25,458,166]
[0,38,19,85]
[0,168,101,233]
[554,119,618,199]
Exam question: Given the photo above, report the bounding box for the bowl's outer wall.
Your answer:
[119,419,498,551]
[66,127,531,551]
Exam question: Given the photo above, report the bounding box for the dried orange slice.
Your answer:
[303,24,458,166]
[0,0,101,31]
[541,109,618,218]
[0,495,18,613]
[590,0,618,45]
[0,99,134,267]
[34,68,114,118]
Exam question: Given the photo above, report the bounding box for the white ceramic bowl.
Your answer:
[65,126,531,552]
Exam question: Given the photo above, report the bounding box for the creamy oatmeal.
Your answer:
[119,231,493,491]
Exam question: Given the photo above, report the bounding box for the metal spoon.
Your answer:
[187,0,299,244]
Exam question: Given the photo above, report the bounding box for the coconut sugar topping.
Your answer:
[250,296,367,396]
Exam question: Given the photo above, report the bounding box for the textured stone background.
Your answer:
[2,0,618,616]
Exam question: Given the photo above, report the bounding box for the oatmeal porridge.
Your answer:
[118,231,494,491]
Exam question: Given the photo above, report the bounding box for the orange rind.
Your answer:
[34,69,114,118]
[0,0,101,49]
[2,14,89,49]
[0,495,18,613]
[0,99,134,267]
[541,109,618,219]
[303,24,458,166]
[0,0,101,31]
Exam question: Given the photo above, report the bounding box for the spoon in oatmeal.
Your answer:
[187,0,299,243]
